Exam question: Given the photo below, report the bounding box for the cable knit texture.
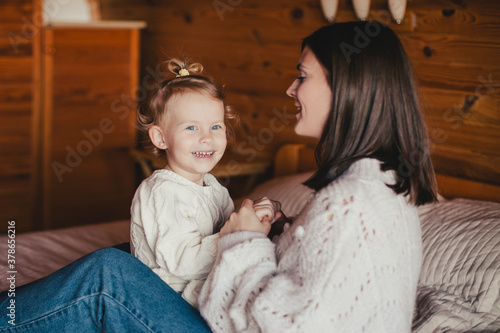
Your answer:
[130,169,234,307]
[199,158,421,332]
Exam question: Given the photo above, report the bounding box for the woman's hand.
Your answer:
[220,199,272,237]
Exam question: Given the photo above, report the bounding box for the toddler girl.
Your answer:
[130,59,279,308]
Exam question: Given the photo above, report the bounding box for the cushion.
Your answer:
[413,199,500,332]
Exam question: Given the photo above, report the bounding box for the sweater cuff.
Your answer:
[218,231,267,254]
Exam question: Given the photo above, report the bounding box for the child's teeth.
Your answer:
[193,152,213,157]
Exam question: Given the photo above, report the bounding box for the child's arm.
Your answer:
[253,197,282,223]
[214,186,234,233]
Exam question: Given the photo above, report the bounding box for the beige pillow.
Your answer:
[413,199,500,332]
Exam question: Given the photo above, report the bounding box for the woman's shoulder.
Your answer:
[343,158,396,184]
[316,158,400,206]
[302,158,417,232]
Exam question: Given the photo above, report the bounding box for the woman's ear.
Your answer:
[148,125,168,150]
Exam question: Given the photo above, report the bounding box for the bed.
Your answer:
[1,144,499,332]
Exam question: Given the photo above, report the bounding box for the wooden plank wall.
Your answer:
[41,27,138,229]
[0,0,41,232]
[100,0,499,202]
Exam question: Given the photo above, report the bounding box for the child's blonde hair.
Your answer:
[138,58,238,155]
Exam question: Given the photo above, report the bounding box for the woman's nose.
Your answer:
[286,79,298,98]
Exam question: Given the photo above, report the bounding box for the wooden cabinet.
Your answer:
[0,4,145,232]
[40,22,145,229]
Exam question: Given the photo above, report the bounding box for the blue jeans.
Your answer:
[0,247,211,332]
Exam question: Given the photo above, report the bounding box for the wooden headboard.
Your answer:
[274,144,500,203]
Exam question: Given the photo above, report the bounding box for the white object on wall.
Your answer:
[320,0,339,23]
[43,0,101,23]
[352,0,371,20]
[388,0,407,24]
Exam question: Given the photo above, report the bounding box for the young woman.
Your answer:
[0,21,436,332]
[199,21,437,332]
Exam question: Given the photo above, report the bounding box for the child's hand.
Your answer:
[221,199,271,236]
[253,197,282,223]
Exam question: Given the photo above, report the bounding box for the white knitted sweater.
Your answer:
[199,158,421,332]
[130,169,233,307]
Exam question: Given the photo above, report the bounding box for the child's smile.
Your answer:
[192,151,215,158]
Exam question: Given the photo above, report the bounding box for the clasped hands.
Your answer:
[220,197,287,237]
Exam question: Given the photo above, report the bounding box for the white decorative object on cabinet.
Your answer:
[352,0,371,20]
[320,0,339,23]
[388,0,407,24]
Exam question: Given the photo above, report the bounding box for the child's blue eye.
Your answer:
[212,125,222,130]
[186,126,196,130]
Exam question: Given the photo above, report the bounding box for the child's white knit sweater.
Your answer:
[199,158,421,332]
[130,169,233,307]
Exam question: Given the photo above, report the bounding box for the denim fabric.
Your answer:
[0,248,211,332]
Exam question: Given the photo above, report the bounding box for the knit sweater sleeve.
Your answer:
[223,190,234,220]
[217,184,234,232]
[198,231,278,332]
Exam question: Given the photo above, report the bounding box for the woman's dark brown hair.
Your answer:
[302,21,437,206]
